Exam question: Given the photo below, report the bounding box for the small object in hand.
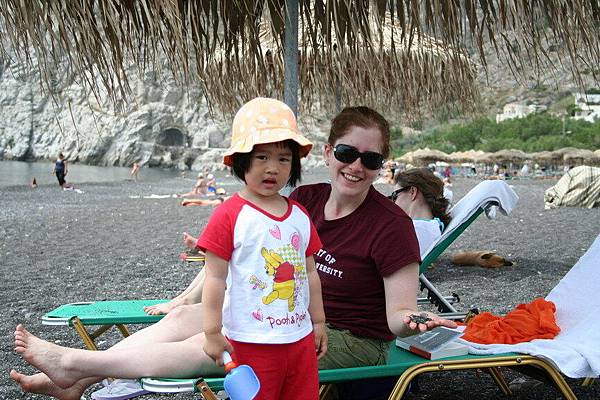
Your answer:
[409,314,432,324]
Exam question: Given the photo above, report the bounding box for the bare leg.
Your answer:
[11,304,207,398]
[14,324,220,388]
[114,303,203,349]
[9,371,98,400]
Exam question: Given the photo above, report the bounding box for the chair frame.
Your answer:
[140,351,577,400]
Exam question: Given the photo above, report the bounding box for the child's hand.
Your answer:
[183,232,198,249]
[203,332,233,366]
[313,321,328,360]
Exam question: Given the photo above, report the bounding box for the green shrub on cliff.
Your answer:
[393,113,600,156]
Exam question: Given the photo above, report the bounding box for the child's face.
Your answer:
[244,142,292,198]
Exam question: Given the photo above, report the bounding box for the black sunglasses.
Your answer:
[388,186,411,202]
[332,144,385,170]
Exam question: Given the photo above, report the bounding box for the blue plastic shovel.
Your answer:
[222,351,260,400]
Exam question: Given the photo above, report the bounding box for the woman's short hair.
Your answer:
[395,168,451,227]
[230,139,302,187]
[328,106,390,158]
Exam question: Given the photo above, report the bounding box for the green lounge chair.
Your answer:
[41,300,167,350]
[139,344,576,399]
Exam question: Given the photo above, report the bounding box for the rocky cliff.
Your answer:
[0,58,329,171]
[1,39,596,170]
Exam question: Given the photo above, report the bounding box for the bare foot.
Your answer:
[14,324,80,389]
[9,371,85,400]
[144,297,186,315]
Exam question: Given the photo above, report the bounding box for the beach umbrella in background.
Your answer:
[489,149,528,165]
[449,150,485,163]
[550,147,581,165]
[1,1,599,117]
[396,150,415,165]
[530,151,554,166]
[409,148,451,166]
[474,152,495,165]
[564,149,599,166]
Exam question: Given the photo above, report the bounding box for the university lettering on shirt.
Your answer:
[314,248,343,278]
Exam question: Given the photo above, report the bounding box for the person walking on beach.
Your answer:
[130,161,141,181]
[53,153,74,189]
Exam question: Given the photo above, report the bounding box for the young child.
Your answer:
[198,97,326,400]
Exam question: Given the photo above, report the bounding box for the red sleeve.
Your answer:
[288,198,322,257]
[196,200,235,261]
[306,220,322,257]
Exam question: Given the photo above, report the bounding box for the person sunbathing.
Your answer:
[176,173,208,198]
[390,168,451,256]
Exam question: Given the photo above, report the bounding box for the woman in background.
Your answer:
[390,167,451,256]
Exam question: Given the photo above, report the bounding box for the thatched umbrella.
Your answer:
[396,150,415,165]
[564,149,598,166]
[530,151,554,165]
[473,152,494,165]
[489,149,529,164]
[550,147,581,165]
[1,1,599,116]
[449,149,486,163]
[410,148,451,166]
[203,17,479,115]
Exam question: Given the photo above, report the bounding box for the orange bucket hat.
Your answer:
[223,97,313,167]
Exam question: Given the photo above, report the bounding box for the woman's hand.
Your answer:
[203,332,233,367]
[313,321,328,360]
[403,312,458,332]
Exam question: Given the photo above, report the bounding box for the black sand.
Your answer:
[1,172,599,399]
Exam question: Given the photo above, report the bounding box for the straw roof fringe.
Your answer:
[1,1,599,115]
[489,149,529,163]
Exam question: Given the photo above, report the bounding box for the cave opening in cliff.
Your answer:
[157,128,186,147]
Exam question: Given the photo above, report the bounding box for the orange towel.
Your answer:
[461,298,560,344]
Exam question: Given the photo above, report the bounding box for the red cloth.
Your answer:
[230,332,318,400]
[461,298,560,344]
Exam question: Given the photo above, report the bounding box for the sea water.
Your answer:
[0,160,180,187]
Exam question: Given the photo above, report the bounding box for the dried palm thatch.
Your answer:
[489,149,529,163]
[474,152,494,165]
[409,148,451,166]
[530,150,554,164]
[448,149,485,163]
[1,1,599,115]
[564,148,598,165]
[206,17,479,116]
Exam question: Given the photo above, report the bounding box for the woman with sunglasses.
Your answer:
[290,107,456,370]
[391,168,451,257]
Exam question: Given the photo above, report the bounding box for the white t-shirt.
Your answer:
[413,219,443,257]
[198,194,322,344]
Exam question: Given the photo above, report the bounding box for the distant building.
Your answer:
[572,93,600,123]
[496,102,547,123]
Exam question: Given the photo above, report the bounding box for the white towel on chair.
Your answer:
[462,233,600,378]
[422,180,519,256]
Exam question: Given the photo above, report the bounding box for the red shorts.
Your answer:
[229,332,318,400]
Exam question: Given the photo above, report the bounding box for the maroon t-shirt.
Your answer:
[290,183,421,341]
